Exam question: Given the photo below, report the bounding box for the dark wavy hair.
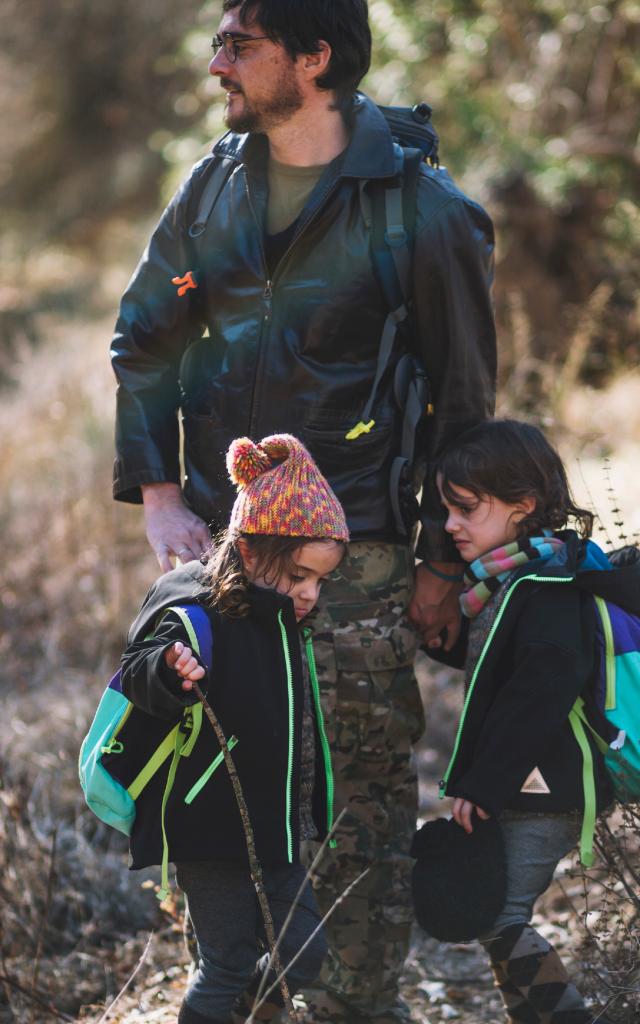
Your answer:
[222,0,371,108]
[437,419,594,539]
[203,530,346,617]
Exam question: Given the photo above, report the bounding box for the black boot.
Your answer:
[177,1000,228,1024]
[231,966,286,1022]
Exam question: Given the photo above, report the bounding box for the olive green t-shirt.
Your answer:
[266,156,328,236]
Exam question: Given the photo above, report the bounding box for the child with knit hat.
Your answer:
[118,434,348,1024]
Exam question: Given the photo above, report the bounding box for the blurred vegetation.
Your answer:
[0,2,639,1021]
[1,0,638,401]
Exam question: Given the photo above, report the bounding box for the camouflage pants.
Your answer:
[302,542,424,1024]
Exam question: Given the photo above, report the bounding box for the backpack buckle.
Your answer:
[384,227,408,249]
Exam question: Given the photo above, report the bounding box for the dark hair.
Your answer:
[203,530,345,617]
[437,419,594,539]
[222,0,371,108]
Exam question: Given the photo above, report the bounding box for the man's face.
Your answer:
[209,9,304,133]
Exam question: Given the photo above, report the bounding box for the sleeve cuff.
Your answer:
[112,464,181,504]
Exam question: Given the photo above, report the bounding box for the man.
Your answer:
[111,1,496,1021]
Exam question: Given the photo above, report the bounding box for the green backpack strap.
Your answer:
[155,605,209,899]
[568,696,610,868]
[158,713,192,899]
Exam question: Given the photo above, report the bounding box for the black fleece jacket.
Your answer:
[438,535,640,817]
[109,561,332,870]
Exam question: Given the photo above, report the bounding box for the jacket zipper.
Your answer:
[277,608,295,863]
[270,177,340,287]
[244,168,339,437]
[439,573,574,798]
[244,174,273,437]
[304,628,336,846]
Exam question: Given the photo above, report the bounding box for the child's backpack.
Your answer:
[78,603,212,836]
[569,593,640,865]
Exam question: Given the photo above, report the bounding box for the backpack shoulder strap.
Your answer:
[352,146,432,536]
[369,144,422,314]
[154,601,214,900]
[188,157,235,239]
[165,603,213,671]
[348,145,422,442]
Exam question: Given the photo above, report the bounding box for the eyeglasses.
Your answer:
[211,32,271,63]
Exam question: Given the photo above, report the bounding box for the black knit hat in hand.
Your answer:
[410,814,507,943]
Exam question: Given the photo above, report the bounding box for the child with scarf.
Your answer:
[427,419,640,1024]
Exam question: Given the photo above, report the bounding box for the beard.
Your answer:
[222,64,304,134]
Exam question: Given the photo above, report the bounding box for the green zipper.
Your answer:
[304,628,336,848]
[594,596,616,711]
[184,736,239,805]
[277,609,295,864]
[101,702,134,754]
[439,573,574,798]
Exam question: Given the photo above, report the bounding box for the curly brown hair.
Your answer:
[203,530,346,617]
[438,419,594,539]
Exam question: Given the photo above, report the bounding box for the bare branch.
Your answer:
[96,931,154,1024]
[192,681,297,1021]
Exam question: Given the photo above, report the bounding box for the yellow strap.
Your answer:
[158,725,188,900]
[568,699,597,868]
[345,419,375,441]
[127,725,180,801]
[184,736,238,805]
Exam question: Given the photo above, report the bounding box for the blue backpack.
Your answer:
[569,594,640,865]
[78,604,213,892]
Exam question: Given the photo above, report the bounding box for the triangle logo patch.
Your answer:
[520,766,551,794]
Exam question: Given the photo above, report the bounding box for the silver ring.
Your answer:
[178,547,190,556]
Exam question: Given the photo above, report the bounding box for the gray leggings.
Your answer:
[176,860,327,1020]
[480,812,581,940]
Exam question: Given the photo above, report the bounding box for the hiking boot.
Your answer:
[177,1001,229,1024]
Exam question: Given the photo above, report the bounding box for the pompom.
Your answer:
[259,434,295,462]
[227,437,272,488]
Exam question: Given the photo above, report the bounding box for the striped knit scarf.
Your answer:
[460,534,565,619]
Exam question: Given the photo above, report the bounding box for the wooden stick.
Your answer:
[248,867,371,1024]
[250,807,348,1016]
[191,681,297,1022]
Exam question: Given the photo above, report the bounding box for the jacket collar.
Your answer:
[246,580,297,626]
[212,91,399,181]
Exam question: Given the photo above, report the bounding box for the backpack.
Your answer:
[188,96,441,536]
[79,604,213,894]
[569,594,640,864]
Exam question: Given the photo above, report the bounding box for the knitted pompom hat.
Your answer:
[227,434,349,542]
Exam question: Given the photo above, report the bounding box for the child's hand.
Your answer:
[452,797,490,834]
[165,641,206,692]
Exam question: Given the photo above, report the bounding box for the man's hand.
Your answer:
[452,797,490,834]
[165,641,206,692]
[408,562,464,651]
[142,482,211,573]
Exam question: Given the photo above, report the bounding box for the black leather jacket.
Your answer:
[111,94,496,560]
